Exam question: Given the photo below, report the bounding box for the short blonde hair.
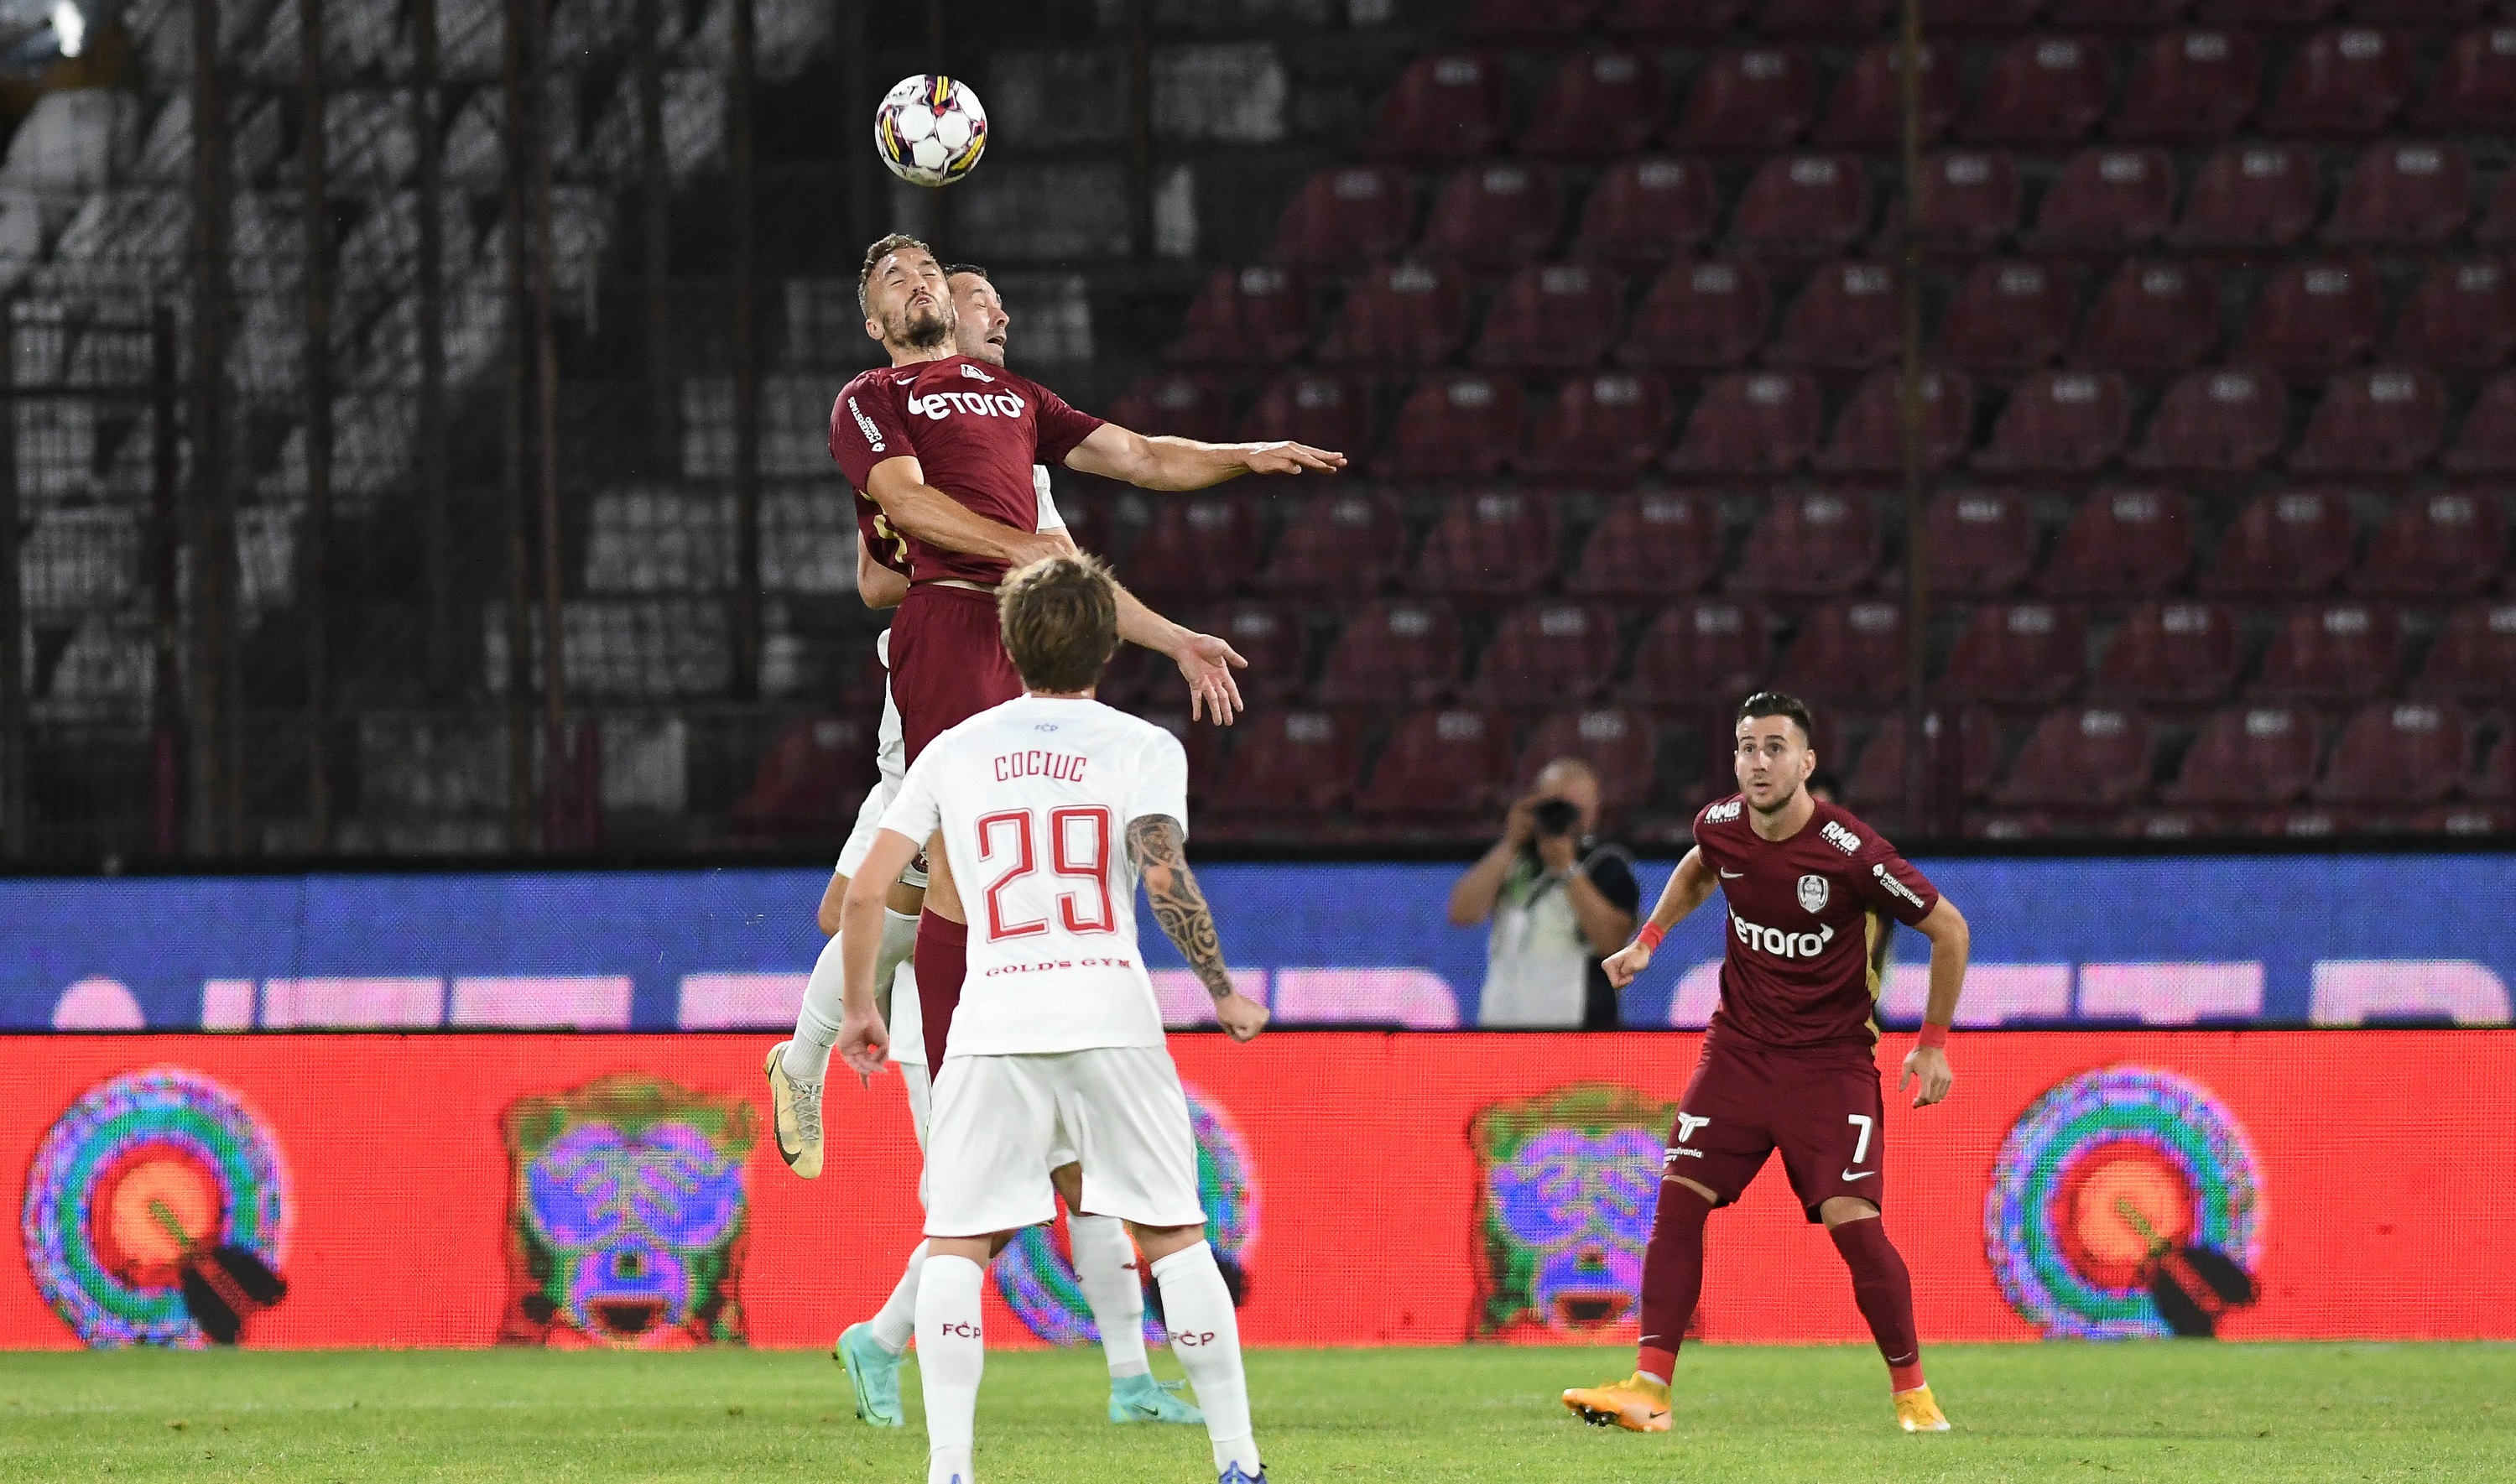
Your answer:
[998,554,1119,693]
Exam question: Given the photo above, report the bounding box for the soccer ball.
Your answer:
[875,75,987,188]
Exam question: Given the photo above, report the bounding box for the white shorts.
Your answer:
[923,1046,1204,1237]
[834,659,909,881]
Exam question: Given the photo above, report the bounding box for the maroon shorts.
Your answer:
[1664,1034,1886,1224]
[890,583,1024,763]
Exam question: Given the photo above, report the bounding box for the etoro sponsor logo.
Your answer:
[910,389,1028,419]
[1731,909,1837,960]
[1821,820,1862,855]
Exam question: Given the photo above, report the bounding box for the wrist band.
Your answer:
[1636,922,1666,952]
[1917,1022,1950,1049]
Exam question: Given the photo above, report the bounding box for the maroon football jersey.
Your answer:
[1690,795,1940,1050]
[826,355,1103,586]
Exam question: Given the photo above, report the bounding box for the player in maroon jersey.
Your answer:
[1561,691,1971,1437]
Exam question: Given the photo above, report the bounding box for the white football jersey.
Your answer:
[878,693,1186,1058]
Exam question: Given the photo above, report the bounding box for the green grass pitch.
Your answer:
[0,1342,2508,1481]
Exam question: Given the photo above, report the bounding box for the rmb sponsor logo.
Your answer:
[1703,800,1742,823]
[1821,820,1862,855]
[910,390,1028,419]
[1470,1083,1674,1341]
[1732,909,1837,960]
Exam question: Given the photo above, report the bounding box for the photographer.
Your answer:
[1447,758,1641,1028]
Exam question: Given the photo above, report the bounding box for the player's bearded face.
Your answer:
[872,257,956,350]
[1734,725,1810,812]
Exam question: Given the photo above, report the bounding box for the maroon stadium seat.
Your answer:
[2161,704,2321,806]
[1925,0,2045,23]
[2171,143,2319,249]
[2470,730,2514,800]
[1993,706,2158,810]
[1572,158,1719,271]
[1893,150,2024,255]
[1369,52,1513,162]
[1813,367,1975,475]
[1258,489,1409,598]
[1118,492,1262,604]
[1627,599,1772,710]
[2029,148,2175,253]
[1473,263,1621,370]
[1272,167,1413,268]
[2053,0,2193,22]
[1665,371,1822,476]
[2075,258,2222,373]
[2323,141,2472,246]
[1107,372,1234,445]
[2412,24,2516,129]
[2236,258,2382,378]
[1815,41,1958,150]
[1164,266,1315,367]
[1936,601,2088,706]
[1470,601,1625,710]
[1966,34,2114,147]
[2390,259,2516,370]
[1192,601,1310,706]
[1316,261,1469,368]
[2441,371,2516,473]
[2414,598,2516,699]
[2347,0,2487,19]
[1466,0,1605,36]
[1524,371,1680,479]
[1315,600,1464,709]
[1569,492,1721,601]
[1418,163,1567,270]
[2474,166,2516,246]
[1381,373,1527,482]
[1670,46,1815,154]
[1516,709,1660,818]
[1763,0,1894,30]
[1972,371,2130,475]
[1357,708,1516,824]
[1620,258,1768,370]
[2202,489,2357,597]
[1239,372,1375,468]
[2315,700,2470,804]
[2111,28,2262,141]
[1205,710,1363,825]
[2126,366,2287,474]
[1776,601,1909,706]
[1609,0,1751,34]
[1925,487,2038,597]
[2116,807,2224,841]
[1847,710,1999,810]
[2412,802,2514,836]
[1767,259,1903,371]
[2351,489,2508,596]
[731,718,873,836]
[2260,27,2410,135]
[2091,600,2243,702]
[2251,601,2405,701]
[1935,259,2075,372]
[1518,50,1666,158]
[1731,489,1880,597]
[2040,487,2196,599]
[1730,153,1871,258]
[2289,367,2446,474]
[1413,490,1561,600]
[2196,0,2340,20]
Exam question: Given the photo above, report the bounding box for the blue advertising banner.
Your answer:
[1,856,2510,1033]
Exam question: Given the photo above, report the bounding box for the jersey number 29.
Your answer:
[975,806,1117,942]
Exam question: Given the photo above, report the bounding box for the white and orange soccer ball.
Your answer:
[875,75,987,188]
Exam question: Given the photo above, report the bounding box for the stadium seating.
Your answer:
[1466,0,1604,39]
[1240,372,1376,468]
[1518,50,1666,159]
[1627,599,1773,709]
[2473,166,2516,245]
[2075,259,2221,373]
[1894,150,2024,254]
[2171,143,2320,248]
[2052,0,2192,24]
[2236,258,2383,376]
[1472,262,1621,369]
[1368,52,1513,161]
[1992,705,2158,810]
[1164,267,1315,367]
[1812,367,1975,474]
[1607,0,1753,37]
[1965,34,2114,146]
[1926,0,2046,28]
[1412,490,1560,600]
[1467,601,1624,710]
[2125,366,2288,473]
[1257,489,1411,597]
[2039,487,2196,598]
[2440,370,2516,471]
[1524,372,1680,478]
[2350,488,2508,595]
[1417,163,1566,269]
[1815,41,1957,150]
[1670,46,1817,153]
[2161,704,2321,807]
[1203,710,1362,831]
[1730,488,1880,596]
[1272,166,1414,268]
[1355,707,1515,825]
[1382,373,1526,481]
[2201,488,2358,596]
[728,718,873,837]
[1619,258,1770,369]
[1774,601,1909,704]
[2314,699,2471,804]
[1567,492,1722,601]
[1515,708,1660,818]
[1972,370,2130,474]
[1107,372,1234,444]
[1572,158,1720,269]
[2259,27,2412,135]
[1935,601,2088,705]
[1664,370,1823,475]
[1767,259,1903,370]
[1846,709,1999,811]
[2111,28,2263,141]
[1924,487,2037,596]
[2322,140,2472,245]
[2389,259,2516,368]
[1731,153,1871,257]
[1936,259,2076,371]
[2414,598,2516,699]
[2472,731,2513,799]
[2090,600,2244,702]
[1119,493,1263,604]
[1194,602,1310,706]
[2251,601,2406,700]
[2409,23,2516,129]
[2029,148,2175,251]
[2289,367,2447,473]
[1315,599,1465,709]
[1763,0,1893,31]
[1316,261,1470,367]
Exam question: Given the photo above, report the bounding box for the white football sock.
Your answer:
[1067,1214,1148,1379]
[1152,1242,1259,1476]
[869,1241,928,1356]
[916,1254,987,1484]
[875,907,921,1010]
[783,927,848,1081]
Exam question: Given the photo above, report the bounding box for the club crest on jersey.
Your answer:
[1797,874,1830,914]
[959,362,996,382]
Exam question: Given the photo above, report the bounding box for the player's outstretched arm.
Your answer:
[1600,848,1718,989]
[834,828,919,1080]
[1899,898,1969,1109]
[1065,424,1346,492]
[866,455,1066,569]
[1127,815,1268,1043]
[1045,528,1247,726]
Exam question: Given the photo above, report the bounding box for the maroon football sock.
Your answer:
[1829,1216,1925,1393]
[1635,1179,1712,1383]
[914,911,968,1067]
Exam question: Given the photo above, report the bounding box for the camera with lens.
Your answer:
[1530,798,1581,840]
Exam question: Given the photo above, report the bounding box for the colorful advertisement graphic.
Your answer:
[2,1033,2511,1351]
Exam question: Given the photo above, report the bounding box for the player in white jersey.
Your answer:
[837,555,1270,1484]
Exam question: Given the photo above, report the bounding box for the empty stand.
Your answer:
[1926,0,2046,26]
[1417,163,1566,269]
[2172,143,2319,248]
[2054,0,2196,23]
[1194,602,1310,706]
[2472,731,2513,799]
[1665,370,1822,476]
[1627,599,1773,709]
[1732,490,1881,597]
[1573,158,1719,270]
[1898,150,2024,254]
[1382,373,1526,481]
[2162,704,2321,806]
[2075,258,2221,373]
[2202,488,2358,596]
[1316,261,1469,367]
[1620,258,1770,369]
[730,718,873,836]
[1925,487,2038,596]
[1273,166,1414,268]
[1936,601,2088,705]
[1107,372,1234,444]
[2410,23,2516,129]
[2237,258,2383,376]
[2251,600,2405,700]
[1966,34,2114,146]
[1993,706,2157,810]
[2029,148,2175,252]
[1315,599,1464,709]
[1258,490,1410,598]
[1937,259,2075,372]
[2474,165,2516,245]
[1813,367,1975,474]
[1763,0,1894,30]
[2040,487,2196,598]
[1205,710,1364,825]
[2127,366,2287,474]
[1776,601,1910,705]
[2112,28,2263,141]
[1413,490,1561,600]
[1847,710,1999,810]
[2260,27,2411,135]
[2323,140,2472,245]
[1470,602,1623,710]
[1815,41,1957,150]
[2315,700,2470,804]
[2351,488,2508,596]
[1972,371,2130,474]
[1369,52,1512,161]
[1670,46,1815,154]
[1164,266,1315,367]
[1768,259,1902,371]
[1567,492,1722,601]
[1607,0,1750,35]
[1240,372,1376,468]
[2289,367,2446,473]
[1357,708,1515,824]
[1731,153,1871,257]
[1473,262,1620,369]
[1524,372,1680,478]
[1120,493,1263,605]
[2441,370,2516,471]
[2390,259,2516,368]
[1518,49,1666,159]
[1516,709,1660,817]
[2091,601,2244,702]
[2414,598,2516,699]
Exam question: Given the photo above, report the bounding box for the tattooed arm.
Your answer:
[1128,814,1269,1043]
